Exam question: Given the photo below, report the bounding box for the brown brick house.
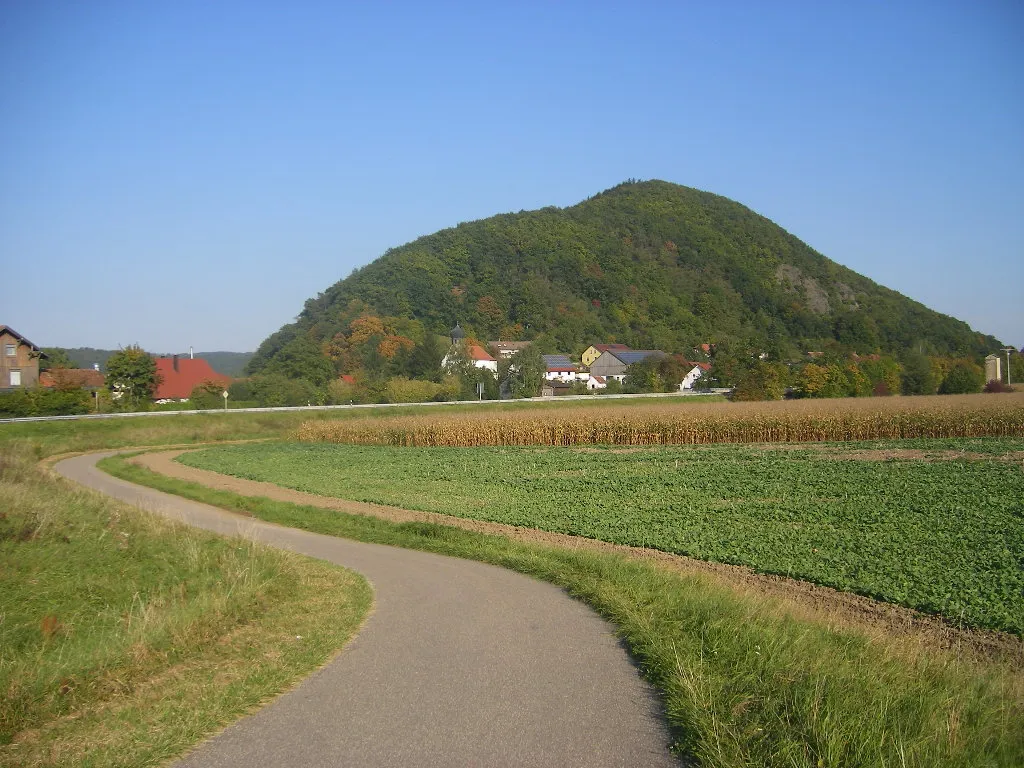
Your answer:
[0,325,46,389]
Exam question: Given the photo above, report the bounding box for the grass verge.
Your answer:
[0,447,372,767]
[102,452,1024,768]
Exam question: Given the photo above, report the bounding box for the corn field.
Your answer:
[296,392,1024,447]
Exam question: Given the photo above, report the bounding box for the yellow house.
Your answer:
[581,343,630,369]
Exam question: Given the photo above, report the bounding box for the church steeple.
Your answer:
[450,322,465,346]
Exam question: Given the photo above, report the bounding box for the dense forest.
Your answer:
[249,180,1002,382]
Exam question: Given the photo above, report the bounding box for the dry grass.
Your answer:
[296,392,1024,447]
[0,446,372,767]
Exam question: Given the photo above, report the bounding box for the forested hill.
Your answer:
[249,180,1000,377]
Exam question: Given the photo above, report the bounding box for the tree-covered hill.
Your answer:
[249,180,1001,378]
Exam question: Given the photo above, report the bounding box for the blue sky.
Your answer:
[1,1,1021,352]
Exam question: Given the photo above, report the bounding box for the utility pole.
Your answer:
[1002,347,1015,386]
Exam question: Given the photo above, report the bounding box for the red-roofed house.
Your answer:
[154,355,232,401]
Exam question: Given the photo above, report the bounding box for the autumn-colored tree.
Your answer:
[498,323,525,341]
[844,363,872,397]
[475,295,505,335]
[797,363,829,397]
[348,315,386,345]
[377,335,415,359]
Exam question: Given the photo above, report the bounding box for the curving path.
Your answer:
[55,453,679,768]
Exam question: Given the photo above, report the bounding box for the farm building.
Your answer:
[588,349,667,381]
[581,343,630,368]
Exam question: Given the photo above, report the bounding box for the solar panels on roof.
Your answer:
[612,350,666,365]
[542,354,575,369]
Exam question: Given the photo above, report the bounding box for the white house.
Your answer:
[678,362,712,390]
[488,341,531,359]
[442,344,498,374]
[542,354,578,382]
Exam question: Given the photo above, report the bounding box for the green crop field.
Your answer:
[179,437,1024,636]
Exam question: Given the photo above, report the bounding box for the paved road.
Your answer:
[55,452,679,768]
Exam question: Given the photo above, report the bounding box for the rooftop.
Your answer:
[542,354,576,370]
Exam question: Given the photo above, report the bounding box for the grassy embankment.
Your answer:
[0,444,371,767]
[105,439,1024,768]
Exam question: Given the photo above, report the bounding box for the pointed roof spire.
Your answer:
[450,322,465,345]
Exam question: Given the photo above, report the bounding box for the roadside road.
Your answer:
[54,452,679,768]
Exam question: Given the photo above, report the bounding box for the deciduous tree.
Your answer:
[106,346,160,407]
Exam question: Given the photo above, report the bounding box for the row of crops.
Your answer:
[179,438,1024,635]
[296,393,1024,447]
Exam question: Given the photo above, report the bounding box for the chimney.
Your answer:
[173,354,179,372]
[189,346,193,359]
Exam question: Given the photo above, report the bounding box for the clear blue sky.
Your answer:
[1,1,1021,352]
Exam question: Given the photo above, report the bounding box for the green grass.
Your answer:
[177,438,1024,635]
[101,452,1024,768]
[0,393,725,459]
[0,446,371,767]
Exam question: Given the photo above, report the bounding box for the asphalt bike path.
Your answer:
[55,452,679,768]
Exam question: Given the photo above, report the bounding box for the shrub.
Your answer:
[189,380,228,409]
[938,361,985,395]
[984,379,1015,394]
[249,374,322,407]
[0,389,91,418]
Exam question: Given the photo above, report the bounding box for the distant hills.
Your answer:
[249,180,1002,377]
[53,348,253,378]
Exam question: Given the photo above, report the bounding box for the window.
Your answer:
[10,370,21,386]
[5,344,15,357]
